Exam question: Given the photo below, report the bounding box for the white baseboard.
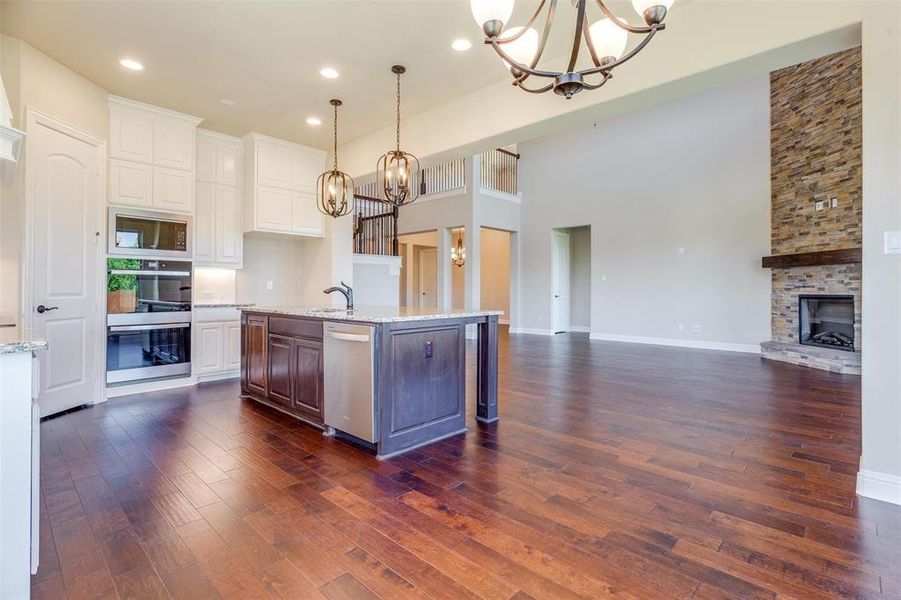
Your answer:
[509,327,555,336]
[569,325,590,333]
[857,469,901,505]
[588,333,760,354]
[196,370,240,384]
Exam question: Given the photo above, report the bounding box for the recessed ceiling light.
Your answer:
[306,117,322,126]
[451,38,472,52]
[220,98,236,106]
[119,58,144,71]
[319,67,340,79]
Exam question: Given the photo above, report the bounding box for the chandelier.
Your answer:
[451,230,466,267]
[377,65,421,206]
[470,0,673,99]
[317,99,354,217]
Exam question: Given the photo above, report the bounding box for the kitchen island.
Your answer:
[240,306,501,458]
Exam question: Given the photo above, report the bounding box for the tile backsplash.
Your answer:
[193,268,237,305]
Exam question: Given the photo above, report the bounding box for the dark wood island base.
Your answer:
[240,307,501,458]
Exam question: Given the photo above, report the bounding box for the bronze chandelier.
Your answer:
[471,0,673,99]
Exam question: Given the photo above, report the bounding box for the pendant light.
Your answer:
[317,99,354,217]
[451,229,466,267]
[377,65,421,206]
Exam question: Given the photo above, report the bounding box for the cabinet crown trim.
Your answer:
[243,132,326,157]
[197,128,242,144]
[109,95,204,125]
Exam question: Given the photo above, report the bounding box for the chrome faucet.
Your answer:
[323,281,353,310]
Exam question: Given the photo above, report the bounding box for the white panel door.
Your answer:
[419,248,438,309]
[216,141,240,187]
[109,159,152,208]
[551,230,571,334]
[291,189,323,236]
[109,109,153,163]
[196,323,224,374]
[153,119,194,170]
[216,187,242,265]
[256,144,291,189]
[255,185,292,231]
[29,118,102,416]
[194,182,215,262]
[195,135,215,183]
[225,322,241,371]
[153,167,193,213]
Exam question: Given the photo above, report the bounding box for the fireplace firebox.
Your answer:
[798,295,855,352]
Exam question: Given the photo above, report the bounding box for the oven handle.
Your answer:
[108,270,192,277]
[108,323,190,332]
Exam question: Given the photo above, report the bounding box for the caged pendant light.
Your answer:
[376,65,422,206]
[317,99,354,218]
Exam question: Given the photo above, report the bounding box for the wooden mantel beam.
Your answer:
[761,248,862,268]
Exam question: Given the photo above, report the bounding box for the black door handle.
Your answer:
[36,305,59,314]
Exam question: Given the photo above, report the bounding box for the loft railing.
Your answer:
[421,158,466,195]
[480,148,519,196]
[352,194,398,257]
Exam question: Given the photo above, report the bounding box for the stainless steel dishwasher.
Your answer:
[323,322,376,442]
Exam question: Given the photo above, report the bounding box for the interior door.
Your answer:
[419,248,438,309]
[29,116,102,416]
[551,231,570,334]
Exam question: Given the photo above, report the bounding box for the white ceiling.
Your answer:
[1,0,647,150]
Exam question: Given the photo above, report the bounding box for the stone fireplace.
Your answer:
[760,47,862,375]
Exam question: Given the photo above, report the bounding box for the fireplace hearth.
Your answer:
[799,295,854,352]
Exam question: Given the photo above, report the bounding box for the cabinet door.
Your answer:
[217,141,241,187]
[225,322,242,371]
[242,314,268,396]
[153,167,193,213]
[215,187,242,265]
[291,152,322,191]
[153,119,194,170]
[194,182,216,263]
[256,144,291,189]
[291,189,324,236]
[256,185,292,232]
[110,109,153,163]
[196,323,224,374]
[109,159,153,208]
[267,334,293,408]
[196,135,215,183]
[291,338,323,423]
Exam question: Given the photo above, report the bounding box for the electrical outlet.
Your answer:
[678,247,685,255]
[678,324,685,332]
[815,200,825,211]
[424,340,433,359]
[885,231,901,255]
[266,280,274,290]
[692,324,702,333]
[600,275,606,282]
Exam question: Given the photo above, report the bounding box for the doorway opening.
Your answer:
[397,231,438,309]
[551,226,591,334]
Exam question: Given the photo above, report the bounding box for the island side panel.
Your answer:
[377,319,467,458]
[476,314,499,423]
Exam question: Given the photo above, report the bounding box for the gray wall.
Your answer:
[518,76,771,348]
[569,226,591,331]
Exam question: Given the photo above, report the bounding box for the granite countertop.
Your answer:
[240,305,503,323]
[0,316,48,355]
[194,303,256,309]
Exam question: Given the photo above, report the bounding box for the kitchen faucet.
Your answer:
[323,281,353,310]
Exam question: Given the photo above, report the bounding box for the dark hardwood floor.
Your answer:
[32,329,901,599]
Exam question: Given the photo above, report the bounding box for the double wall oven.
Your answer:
[107,209,194,385]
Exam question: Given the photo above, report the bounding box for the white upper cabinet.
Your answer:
[110,108,153,163]
[242,133,326,237]
[195,130,243,268]
[107,96,202,214]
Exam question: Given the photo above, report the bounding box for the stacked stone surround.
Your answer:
[765,47,862,374]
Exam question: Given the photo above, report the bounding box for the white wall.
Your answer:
[352,255,401,308]
[236,235,309,306]
[518,76,771,349]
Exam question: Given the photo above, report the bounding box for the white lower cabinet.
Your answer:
[194,319,241,380]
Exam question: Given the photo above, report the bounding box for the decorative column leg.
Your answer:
[476,315,499,423]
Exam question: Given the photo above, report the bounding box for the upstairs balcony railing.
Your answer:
[353,193,398,256]
[480,148,519,196]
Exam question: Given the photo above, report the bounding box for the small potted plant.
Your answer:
[107,258,139,313]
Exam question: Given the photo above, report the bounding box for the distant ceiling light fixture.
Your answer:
[376,65,421,206]
[317,99,354,218]
[451,38,473,51]
[451,229,466,267]
[320,67,340,79]
[305,117,322,126]
[119,58,144,71]
[469,0,674,99]
[220,98,236,106]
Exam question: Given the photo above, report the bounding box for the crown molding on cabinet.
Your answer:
[108,95,204,126]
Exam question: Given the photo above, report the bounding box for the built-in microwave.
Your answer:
[108,207,192,259]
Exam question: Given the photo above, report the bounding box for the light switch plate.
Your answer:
[815,200,825,211]
[885,231,901,255]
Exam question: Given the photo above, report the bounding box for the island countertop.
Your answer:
[239,305,503,324]
[0,317,48,355]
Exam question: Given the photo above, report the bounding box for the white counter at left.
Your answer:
[0,320,47,599]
